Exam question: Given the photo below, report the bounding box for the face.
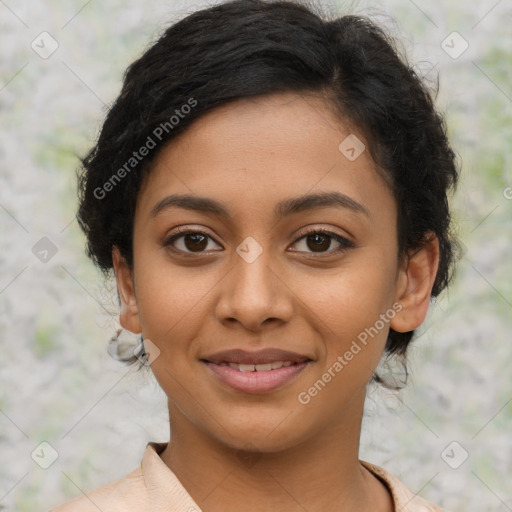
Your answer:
[113,91,438,453]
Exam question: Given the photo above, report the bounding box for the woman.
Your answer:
[52,1,459,510]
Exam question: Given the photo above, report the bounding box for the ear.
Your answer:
[112,246,141,334]
[390,233,440,333]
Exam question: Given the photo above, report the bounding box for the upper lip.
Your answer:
[201,348,312,365]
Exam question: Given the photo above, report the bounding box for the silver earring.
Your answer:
[139,334,145,356]
[107,328,141,363]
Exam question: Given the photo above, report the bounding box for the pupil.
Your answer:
[308,234,329,252]
[186,234,207,251]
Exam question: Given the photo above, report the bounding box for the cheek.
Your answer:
[134,264,210,401]
[135,268,208,346]
[293,268,396,416]
[304,253,397,360]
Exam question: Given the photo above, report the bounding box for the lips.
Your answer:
[222,361,295,372]
[201,348,311,365]
[200,348,313,394]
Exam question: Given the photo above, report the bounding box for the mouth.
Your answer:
[200,348,313,394]
[213,360,299,371]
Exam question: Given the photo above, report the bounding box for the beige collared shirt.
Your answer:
[51,442,447,511]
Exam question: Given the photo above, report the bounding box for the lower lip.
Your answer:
[203,361,310,394]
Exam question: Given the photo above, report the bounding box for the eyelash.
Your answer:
[162,227,354,256]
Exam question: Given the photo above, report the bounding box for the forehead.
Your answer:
[136,91,395,226]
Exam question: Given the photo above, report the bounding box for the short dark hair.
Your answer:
[77,0,460,375]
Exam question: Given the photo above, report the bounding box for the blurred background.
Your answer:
[0,0,511,510]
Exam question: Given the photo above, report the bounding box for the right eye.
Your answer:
[163,228,223,254]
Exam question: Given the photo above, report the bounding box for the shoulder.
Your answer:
[50,441,202,512]
[50,466,147,512]
[360,460,450,512]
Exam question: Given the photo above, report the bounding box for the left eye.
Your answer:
[290,230,353,254]
[163,229,353,255]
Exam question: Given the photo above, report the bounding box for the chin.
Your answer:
[207,409,312,454]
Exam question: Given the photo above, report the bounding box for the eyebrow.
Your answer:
[150,191,371,220]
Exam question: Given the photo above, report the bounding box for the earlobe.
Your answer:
[112,246,141,334]
[390,234,440,334]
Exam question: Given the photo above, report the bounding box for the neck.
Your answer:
[159,391,393,512]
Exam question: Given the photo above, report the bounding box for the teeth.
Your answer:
[223,361,297,371]
[255,363,273,371]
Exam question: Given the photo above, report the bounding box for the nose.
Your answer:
[214,240,294,332]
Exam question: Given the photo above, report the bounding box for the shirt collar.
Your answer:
[142,442,440,512]
[360,460,442,511]
[142,441,203,512]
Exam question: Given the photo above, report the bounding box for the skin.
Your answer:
[112,91,439,512]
